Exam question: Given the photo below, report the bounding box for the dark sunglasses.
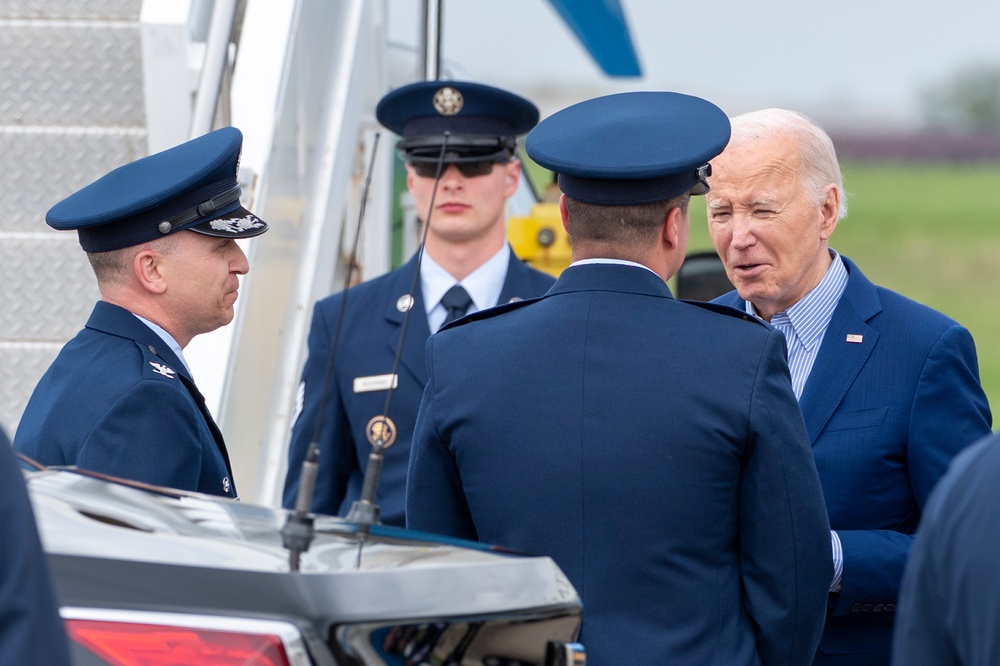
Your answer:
[410,159,498,179]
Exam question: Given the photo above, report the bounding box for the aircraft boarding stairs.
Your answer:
[0,0,404,506]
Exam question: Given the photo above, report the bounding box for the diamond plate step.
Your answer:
[0,235,99,341]
[0,129,147,232]
[0,0,141,21]
[0,19,144,126]
[0,343,64,439]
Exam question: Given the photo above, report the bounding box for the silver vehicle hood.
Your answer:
[26,468,581,624]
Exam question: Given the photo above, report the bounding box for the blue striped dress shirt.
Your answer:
[747,249,849,592]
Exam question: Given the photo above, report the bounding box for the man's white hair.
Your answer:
[727,108,848,220]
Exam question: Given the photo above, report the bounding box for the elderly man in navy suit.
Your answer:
[706,108,992,665]
[1,444,71,664]
[406,92,833,664]
[15,127,268,497]
[282,81,554,526]
[892,431,1000,665]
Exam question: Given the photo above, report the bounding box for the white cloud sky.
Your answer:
[387,0,1000,130]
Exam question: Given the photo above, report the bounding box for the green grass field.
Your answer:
[684,162,1000,417]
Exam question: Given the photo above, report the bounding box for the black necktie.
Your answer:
[440,284,473,329]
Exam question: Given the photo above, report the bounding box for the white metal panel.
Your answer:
[185,0,395,505]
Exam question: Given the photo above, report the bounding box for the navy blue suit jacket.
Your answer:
[407,263,832,665]
[714,255,992,663]
[893,432,1000,666]
[283,249,555,526]
[14,301,237,498]
[1,444,72,664]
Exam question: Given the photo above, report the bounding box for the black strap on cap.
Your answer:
[157,183,243,235]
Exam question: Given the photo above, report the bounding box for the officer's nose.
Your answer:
[231,241,250,275]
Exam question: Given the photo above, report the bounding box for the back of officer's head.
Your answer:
[526,91,730,252]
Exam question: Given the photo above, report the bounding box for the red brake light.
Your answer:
[65,619,293,666]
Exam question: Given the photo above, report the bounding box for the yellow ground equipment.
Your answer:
[507,202,572,277]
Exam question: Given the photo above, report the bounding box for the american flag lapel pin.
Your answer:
[846,334,863,344]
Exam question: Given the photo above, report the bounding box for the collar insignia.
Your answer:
[396,294,414,312]
[150,362,176,378]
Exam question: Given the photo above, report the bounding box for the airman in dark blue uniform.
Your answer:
[282,81,554,526]
[406,91,833,664]
[14,127,268,497]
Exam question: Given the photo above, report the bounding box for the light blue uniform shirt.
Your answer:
[134,313,191,376]
[422,244,511,333]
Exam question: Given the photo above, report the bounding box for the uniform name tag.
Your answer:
[353,374,398,393]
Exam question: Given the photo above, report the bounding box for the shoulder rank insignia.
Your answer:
[149,361,176,378]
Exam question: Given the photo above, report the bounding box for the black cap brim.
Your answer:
[188,205,268,239]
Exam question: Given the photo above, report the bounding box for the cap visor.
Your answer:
[189,205,268,239]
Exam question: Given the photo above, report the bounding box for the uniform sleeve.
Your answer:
[76,380,207,491]
[834,324,992,615]
[405,335,478,539]
[741,329,832,666]
[0,445,72,665]
[282,299,356,515]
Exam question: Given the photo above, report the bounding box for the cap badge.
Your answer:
[150,362,176,378]
[366,415,397,449]
[433,87,463,116]
[396,294,414,312]
[209,215,265,234]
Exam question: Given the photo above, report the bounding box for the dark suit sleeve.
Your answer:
[0,445,72,665]
[405,336,478,539]
[741,330,832,665]
[834,324,992,614]
[76,380,208,490]
[283,299,356,514]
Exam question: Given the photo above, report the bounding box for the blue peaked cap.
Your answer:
[526,91,731,205]
[376,80,539,163]
[46,126,268,252]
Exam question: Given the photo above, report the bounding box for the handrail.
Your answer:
[190,0,239,139]
[419,0,443,81]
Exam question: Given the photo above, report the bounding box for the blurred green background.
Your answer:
[682,162,1000,415]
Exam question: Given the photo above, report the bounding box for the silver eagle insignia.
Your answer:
[149,362,176,378]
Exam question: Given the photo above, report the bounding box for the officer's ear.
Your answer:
[503,159,520,197]
[133,247,168,295]
[558,194,570,234]
[662,206,683,251]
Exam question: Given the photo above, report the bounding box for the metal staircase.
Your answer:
[0,0,147,439]
[0,0,398,504]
